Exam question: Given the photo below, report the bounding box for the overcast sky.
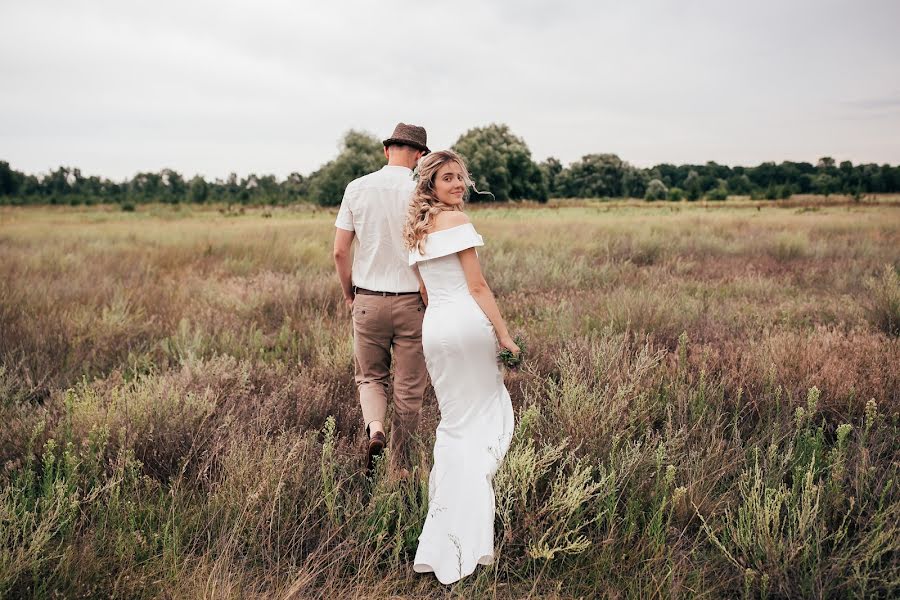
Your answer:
[2,0,899,181]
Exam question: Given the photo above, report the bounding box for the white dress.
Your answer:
[409,223,515,585]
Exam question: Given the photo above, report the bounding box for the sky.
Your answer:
[1,0,899,181]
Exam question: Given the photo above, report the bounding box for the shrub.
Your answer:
[667,187,684,201]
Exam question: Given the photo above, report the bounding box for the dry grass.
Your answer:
[1,200,899,598]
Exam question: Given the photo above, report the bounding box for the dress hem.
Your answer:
[413,553,495,585]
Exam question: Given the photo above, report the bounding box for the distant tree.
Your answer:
[622,166,648,198]
[644,178,668,201]
[161,169,185,203]
[727,174,752,195]
[308,130,386,206]
[130,172,163,201]
[189,176,209,203]
[812,173,838,197]
[706,184,729,201]
[539,157,563,197]
[684,170,702,201]
[283,172,308,201]
[668,187,684,201]
[0,161,22,197]
[817,156,836,169]
[452,124,547,202]
[557,153,631,198]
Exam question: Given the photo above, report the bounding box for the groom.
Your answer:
[333,123,430,476]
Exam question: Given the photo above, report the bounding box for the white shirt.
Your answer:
[335,165,420,293]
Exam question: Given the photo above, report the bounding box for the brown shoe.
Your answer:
[366,431,386,474]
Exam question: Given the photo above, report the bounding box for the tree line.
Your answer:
[2,124,899,207]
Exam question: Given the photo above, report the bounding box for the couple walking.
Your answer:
[332,123,520,585]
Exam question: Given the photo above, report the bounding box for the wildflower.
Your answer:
[664,464,676,487]
[865,398,878,430]
[836,423,853,448]
[806,386,820,414]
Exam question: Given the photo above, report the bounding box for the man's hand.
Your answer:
[344,294,354,312]
[419,284,429,307]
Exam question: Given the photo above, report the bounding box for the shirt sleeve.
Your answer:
[334,187,355,231]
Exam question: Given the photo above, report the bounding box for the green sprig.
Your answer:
[498,335,526,369]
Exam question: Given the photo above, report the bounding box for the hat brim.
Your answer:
[382,138,430,154]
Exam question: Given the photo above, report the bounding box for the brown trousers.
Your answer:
[352,292,428,470]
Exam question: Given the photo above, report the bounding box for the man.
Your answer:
[333,122,429,476]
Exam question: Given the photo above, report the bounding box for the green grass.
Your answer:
[1,200,899,598]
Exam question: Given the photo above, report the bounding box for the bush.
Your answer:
[668,187,684,201]
[121,201,135,212]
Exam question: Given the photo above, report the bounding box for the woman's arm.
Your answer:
[458,247,519,354]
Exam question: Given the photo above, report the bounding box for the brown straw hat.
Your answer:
[382,123,429,154]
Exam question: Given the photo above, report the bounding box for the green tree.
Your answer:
[539,157,563,197]
[684,170,702,201]
[189,176,209,203]
[644,178,668,201]
[0,161,23,197]
[161,169,185,203]
[452,124,547,202]
[706,182,729,201]
[557,153,631,198]
[817,156,836,169]
[283,172,308,201]
[129,172,162,201]
[308,130,386,206]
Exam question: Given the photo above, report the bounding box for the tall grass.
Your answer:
[1,202,898,598]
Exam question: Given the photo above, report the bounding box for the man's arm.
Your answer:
[333,227,355,308]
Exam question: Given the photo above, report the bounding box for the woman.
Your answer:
[404,150,519,585]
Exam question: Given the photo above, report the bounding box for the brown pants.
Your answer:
[352,292,428,470]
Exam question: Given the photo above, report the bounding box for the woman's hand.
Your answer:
[498,335,520,356]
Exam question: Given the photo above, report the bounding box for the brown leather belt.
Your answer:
[353,286,419,297]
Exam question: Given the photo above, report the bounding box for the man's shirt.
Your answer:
[335,165,420,293]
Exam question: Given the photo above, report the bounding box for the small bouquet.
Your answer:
[498,335,526,369]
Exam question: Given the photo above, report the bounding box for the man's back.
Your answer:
[332,122,429,477]
[335,165,419,293]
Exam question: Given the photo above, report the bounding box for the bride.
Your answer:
[403,150,519,585]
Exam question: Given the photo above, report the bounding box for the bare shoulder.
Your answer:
[431,210,470,232]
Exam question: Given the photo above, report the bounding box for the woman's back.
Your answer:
[411,223,484,305]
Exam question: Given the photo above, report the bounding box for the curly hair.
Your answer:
[403,150,474,254]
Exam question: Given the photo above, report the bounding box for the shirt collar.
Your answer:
[381,165,413,174]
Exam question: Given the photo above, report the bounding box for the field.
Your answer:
[1,198,899,598]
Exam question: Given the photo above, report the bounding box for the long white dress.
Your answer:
[409,223,515,585]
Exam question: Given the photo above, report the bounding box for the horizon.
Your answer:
[2,138,891,184]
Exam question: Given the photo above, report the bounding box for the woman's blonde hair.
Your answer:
[403,150,474,253]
